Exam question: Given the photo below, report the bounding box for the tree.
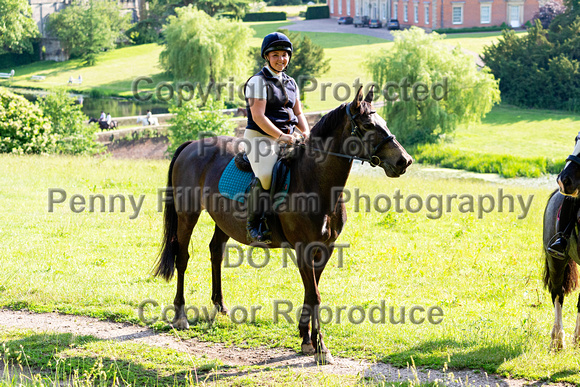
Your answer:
[160,5,252,84]
[38,88,103,155]
[0,0,39,54]
[365,27,500,146]
[483,3,580,112]
[192,0,249,17]
[167,96,235,154]
[0,88,54,154]
[47,0,130,65]
[533,0,566,29]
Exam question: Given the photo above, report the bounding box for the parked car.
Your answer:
[353,16,369,27]
[338,16,353,25]
[369,19,382,28]
[387,19,400,30]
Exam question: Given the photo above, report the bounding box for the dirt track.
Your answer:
[0,309,567,386]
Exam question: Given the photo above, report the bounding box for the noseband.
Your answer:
[345,102,395,167]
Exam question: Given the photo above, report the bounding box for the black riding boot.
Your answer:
[548,196,578,259]
[246,178,272,244]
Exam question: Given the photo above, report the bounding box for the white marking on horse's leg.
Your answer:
[551,295,565,351]
[573,312,580,347]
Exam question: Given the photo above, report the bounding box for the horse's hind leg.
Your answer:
[551,293,565,351]
[210,225,230,314]
[173,212,199,330]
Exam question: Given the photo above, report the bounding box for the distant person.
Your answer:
[146,110,152,125]
[106,113,112,126]
[99,111,106,122]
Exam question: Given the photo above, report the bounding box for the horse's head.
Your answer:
[558,133,580,196]
[346,86,413,177]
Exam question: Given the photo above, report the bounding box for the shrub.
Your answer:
[167,97,235,155]
[37,88,103,155]
[305,5,329,20]
[242,11,286,21]
[0,88,54,154]
[414,143,566,178]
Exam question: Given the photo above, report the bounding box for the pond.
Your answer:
[12,89,170,119]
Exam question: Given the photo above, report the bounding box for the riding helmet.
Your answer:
[261,32,293,59]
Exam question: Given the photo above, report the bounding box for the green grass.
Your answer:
[413,104,580,177]
[0,328,371,386]
[0,44,169,98]
[1,155,579,384]
[443,31,527,57]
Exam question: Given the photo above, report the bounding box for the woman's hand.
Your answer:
[277,133,295,145]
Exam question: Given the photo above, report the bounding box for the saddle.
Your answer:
[234,151,292,207]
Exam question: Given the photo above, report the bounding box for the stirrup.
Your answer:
[547,233,568,260]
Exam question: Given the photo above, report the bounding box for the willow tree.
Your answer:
[159,6,252,85]
[365,27,500,146]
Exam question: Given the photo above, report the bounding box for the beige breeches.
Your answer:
[243,129,279,190]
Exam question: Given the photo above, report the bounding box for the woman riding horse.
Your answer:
[244,32,311,244]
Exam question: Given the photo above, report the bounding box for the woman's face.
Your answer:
[266,50,289,73]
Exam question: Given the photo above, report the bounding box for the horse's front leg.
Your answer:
[551,293,565,351]
[173,213,199,330]
[297,243,333,363]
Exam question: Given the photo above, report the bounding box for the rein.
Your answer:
[294,103,396,167]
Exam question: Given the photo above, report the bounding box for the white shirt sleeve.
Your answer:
[245,76,267,100]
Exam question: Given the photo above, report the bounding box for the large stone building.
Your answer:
[329,0,539,29]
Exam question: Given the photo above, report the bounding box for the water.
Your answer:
[12,89,170,119]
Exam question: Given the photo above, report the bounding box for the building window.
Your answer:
[329,0,334,14]
[355,0,360,16]
[452,5,463,24]
[404,3,408,21]
[381,3,386,19]
[480,4,491,23]
[414,3,418,22]
[338,0,342,14]
[347,0,351,15]
[393,2,398,19]
[425,3,429,24]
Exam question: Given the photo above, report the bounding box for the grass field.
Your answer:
[1,155,579,384]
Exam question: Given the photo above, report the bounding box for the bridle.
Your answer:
[296,103,396,167]
[566,135,580,166]
[345,102,396,167]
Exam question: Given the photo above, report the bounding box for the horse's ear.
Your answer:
[352,86,364,111]
[364,85,374,104]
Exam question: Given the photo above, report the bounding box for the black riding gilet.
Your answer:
[245,67,299,136]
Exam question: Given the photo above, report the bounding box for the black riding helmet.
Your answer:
[261,32,293,71]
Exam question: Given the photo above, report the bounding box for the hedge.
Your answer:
[305,5,330,20]
[243,12,287,22]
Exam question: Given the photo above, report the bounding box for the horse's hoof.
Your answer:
[301,343,315,355]
[314,351,334,365]
[172,317,189,330]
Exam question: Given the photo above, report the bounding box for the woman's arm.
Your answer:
[248,98,294,144]
[293,99,310,140]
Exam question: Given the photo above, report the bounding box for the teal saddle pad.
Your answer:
[218,157,291,207]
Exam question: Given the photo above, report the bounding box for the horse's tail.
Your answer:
[154,141,193,281]
[542,190,580,295]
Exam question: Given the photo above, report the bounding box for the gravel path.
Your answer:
[0,309,567,386]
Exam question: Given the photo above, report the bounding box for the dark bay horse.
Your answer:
[543,133,580,350]
[154,87,413,362]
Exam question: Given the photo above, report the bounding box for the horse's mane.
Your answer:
[310,100,373,140]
